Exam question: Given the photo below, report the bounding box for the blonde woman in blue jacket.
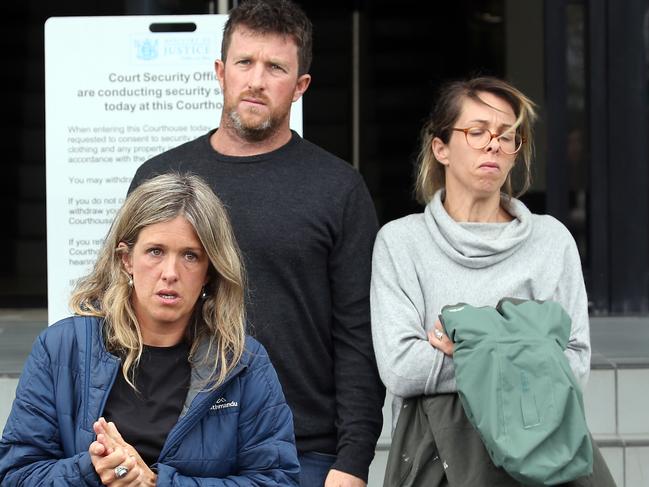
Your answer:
[0,173,299,486]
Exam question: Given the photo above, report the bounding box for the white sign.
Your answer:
[45,15,304,324]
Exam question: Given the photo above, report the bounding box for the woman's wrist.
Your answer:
[143,470,157,486]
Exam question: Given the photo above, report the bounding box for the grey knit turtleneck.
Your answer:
[370,190,591,430]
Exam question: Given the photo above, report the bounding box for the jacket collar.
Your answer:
[180,338,249,417]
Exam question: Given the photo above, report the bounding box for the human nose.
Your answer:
[161,256,179,282]
[247,63,266,91]
[485,132,502,152]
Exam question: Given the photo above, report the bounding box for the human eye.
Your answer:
[467,127,486,137]
[270,63,287,73]
[147,247,162,257]
[184,250,200,262]
[499,132,514,142]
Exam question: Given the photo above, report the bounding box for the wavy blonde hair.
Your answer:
[415,76,538,204]
[70,173,246,391]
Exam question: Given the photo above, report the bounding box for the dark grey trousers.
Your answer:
[383,394,617,487]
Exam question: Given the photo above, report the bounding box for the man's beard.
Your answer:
[227,108,275,142]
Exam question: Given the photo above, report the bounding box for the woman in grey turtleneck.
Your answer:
[370,77,591,437]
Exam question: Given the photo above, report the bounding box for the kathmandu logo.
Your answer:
[209,397,239,412]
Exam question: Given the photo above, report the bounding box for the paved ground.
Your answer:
[1,310,648,376]
[0,309,47,376]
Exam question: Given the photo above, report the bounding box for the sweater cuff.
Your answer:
[331,443,375,483]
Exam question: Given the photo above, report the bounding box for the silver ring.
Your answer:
[434,329,444,340]
[114,465,129,479]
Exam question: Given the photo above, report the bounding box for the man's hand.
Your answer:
[324,469,366,487]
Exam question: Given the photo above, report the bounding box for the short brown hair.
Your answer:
[415,76,537,204]
[221,0,313,76]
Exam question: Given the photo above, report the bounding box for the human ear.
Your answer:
[292,74,311,102]
[117,242,133,274]
[432,137,449,166]
[214,59,225,88]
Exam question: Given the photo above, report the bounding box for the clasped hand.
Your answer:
[88,417,156,486]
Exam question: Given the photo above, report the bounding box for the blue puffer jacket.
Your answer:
[0,316,299,486]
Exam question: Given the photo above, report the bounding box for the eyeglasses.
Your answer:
[452,127,525,155]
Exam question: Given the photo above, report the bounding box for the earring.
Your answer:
[127,275,133,287]
[201,287,207,299]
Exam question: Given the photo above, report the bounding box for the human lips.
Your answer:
[242,97,265,105]
[156,289,180,302]
[240,93,267,106]
[478,161,500,171]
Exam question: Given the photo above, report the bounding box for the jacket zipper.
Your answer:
[84,316,120,427]
[97,359,120,418]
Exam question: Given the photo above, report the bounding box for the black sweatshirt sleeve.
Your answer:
[328,180,385,481]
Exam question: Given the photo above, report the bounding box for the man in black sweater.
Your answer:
[128,1,384,486]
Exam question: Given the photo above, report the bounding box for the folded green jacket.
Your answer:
[440,298,592,485]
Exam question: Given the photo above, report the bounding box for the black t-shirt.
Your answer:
[102,341,191,466]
